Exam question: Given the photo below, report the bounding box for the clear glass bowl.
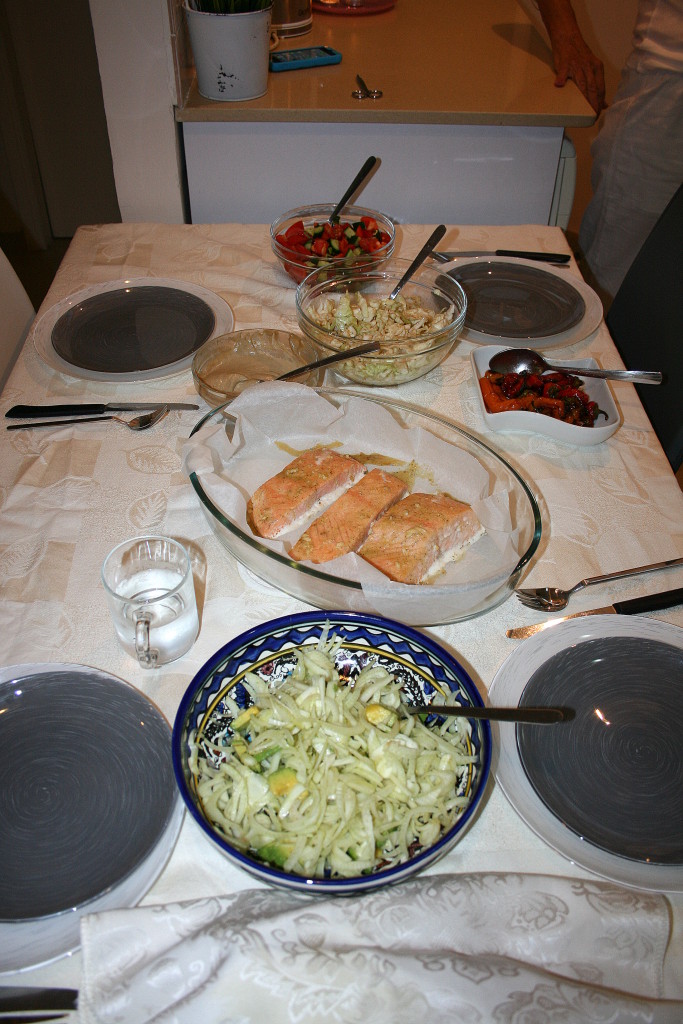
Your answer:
[295,257,467,386]
[192,329,325,406]
[187,388,542,625]
[270,203,395,285]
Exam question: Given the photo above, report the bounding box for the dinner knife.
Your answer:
[6,402,199,418]
[0,984,78,1013]
[432,250,571,265]
[507,588,683,639]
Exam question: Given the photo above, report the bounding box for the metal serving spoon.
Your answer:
[404,703,572,724]
[7,406,169,431]
[388,224,447,300]
[329,155,378,222]
[488,347,663,384]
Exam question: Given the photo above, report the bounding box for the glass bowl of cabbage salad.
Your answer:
[295,257,467,386]
[172,611,491,894]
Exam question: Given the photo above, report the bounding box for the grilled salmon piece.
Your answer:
[359,492,484,584]
[247,448,366,539]
[290,468,408,563]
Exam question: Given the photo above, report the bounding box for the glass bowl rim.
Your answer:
[270,202,396,248]
[187,387,542,606]
[295,259,468,356]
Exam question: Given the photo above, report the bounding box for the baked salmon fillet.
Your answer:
[247,448,366,539]
[358,492,485,584]
[290,468,408,563]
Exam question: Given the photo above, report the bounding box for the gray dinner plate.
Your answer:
[51,284,215,374]
[0,663,183,972]
[449,260,586,339]
[516,636,683,864]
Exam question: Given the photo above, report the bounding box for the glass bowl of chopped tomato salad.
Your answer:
[270,203,395,285]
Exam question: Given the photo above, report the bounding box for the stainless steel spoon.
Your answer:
[516,555,683,611]
[329,155,378,222]
[403,704,572,724]
[7,405,169,431]
[488,347,663,384]
[388,224,447,300]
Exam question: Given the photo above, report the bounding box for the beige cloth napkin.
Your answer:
[78,872,682,1024]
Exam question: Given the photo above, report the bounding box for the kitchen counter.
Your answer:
[174,0,593,225]
[175,0,595,127]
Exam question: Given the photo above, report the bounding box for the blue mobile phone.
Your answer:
[269,46,342,72]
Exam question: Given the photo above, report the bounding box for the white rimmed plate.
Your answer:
[470,345,621,444]
[0,663,184,972]
[488,615,683,892]
[444,257,603,349]
[31,277,234,382]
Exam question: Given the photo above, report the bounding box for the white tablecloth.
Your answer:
[1,223,682,1017]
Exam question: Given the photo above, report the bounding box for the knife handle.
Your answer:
[495,250,571,263]
[6,404,107,418]
[613,588,683,614]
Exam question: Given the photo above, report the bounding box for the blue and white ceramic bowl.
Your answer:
[172,611,491,894]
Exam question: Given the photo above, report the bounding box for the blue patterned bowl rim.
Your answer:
[172,610,492,892]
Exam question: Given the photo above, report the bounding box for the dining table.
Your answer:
[1,220,682,1022]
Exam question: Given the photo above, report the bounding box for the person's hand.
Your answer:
[551,33,606,113]
[537,0,606,114]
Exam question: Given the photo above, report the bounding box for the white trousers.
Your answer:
[579,66,683,300]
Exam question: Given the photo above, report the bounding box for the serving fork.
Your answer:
[515,556,683,612]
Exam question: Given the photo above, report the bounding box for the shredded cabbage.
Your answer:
[189,631,478,879]
[307,291,456,385]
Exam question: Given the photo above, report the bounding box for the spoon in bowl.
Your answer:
[403,703,573,724]
[388,224,447,300]
[488,347,663,384]
[329,155,378,223]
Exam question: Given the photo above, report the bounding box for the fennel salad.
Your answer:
[188,628,479,879]
[307,291,456,384]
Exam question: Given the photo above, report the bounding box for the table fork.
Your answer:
[515,556,683,612]
[7,406,169,432]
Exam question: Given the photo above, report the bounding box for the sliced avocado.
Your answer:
[268,766,298,797]
[231,705,259,732]
[257,842,291,868]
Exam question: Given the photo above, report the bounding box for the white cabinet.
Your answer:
[182,121,568,226]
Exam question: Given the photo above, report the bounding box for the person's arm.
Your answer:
[536,0,606,113]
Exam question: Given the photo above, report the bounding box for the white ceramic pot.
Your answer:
[184,4,273,102]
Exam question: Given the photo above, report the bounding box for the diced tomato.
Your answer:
[361,217,378,232]
[311,238,329,256]
[284,220,305,240]
[338,236,350,256]
[358,236,381,253]
[285,229,308,247]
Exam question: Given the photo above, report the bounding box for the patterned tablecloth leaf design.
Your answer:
[129,490,168,531]
[0,535,47,584]
[126,446,179,475]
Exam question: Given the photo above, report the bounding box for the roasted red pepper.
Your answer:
[480,369,607,426]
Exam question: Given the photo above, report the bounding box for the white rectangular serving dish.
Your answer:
[470,345,621,445]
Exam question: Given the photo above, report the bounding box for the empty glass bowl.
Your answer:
[192,328,325,405]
